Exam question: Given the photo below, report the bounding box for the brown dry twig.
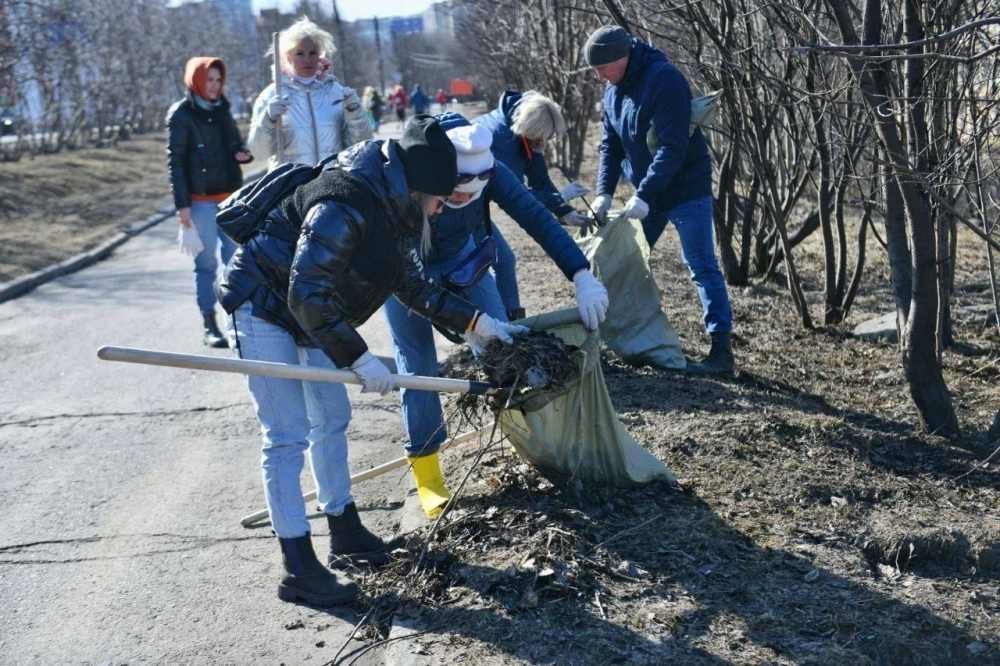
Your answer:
[456,330,582,415]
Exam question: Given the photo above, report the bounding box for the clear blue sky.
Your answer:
[251,0,435,21]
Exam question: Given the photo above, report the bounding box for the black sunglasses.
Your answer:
[456,166,497,185]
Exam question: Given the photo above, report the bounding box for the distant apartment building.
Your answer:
[421,1,454,35]
[355,1,455,39]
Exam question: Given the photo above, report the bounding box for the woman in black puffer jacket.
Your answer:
[166,57,253,348]
[216,116,526,608]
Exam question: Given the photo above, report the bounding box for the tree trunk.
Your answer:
[827,0,959,437]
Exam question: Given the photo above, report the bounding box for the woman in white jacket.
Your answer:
[249,16,372,170]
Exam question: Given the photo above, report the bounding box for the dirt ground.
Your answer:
[3,134,999,664]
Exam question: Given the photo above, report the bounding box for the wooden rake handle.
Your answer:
[238,423,493,526]
[96,346,498,396]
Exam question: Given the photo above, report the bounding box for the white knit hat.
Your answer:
[446,124,495,194]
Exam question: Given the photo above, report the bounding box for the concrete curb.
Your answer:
[0,207,175,304]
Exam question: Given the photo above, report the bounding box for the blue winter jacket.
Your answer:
[429,112,589,280]
[471,92,574,218]
[410,86,429,114]
[597,39,712,211]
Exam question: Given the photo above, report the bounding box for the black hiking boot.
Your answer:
[327,503,405,569]
[202,312,228,348]
[277,534,359,606]
[686,332,735,376]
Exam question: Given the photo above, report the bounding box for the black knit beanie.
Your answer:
[397,114,457,196]
[584,26,632,67]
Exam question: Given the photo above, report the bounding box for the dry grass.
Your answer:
[0,128,255,283]
[0,135,177,282]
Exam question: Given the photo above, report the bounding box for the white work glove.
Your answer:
[590,193,612,223]
[573,269,609,331]
[558,181,591,202]
[349,351,394,395]
[620,194,650,220]
[463,313,529,355]
[266,95,290,121]
[178,224,204,256]
[560,211,589,226]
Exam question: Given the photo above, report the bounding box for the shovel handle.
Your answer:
[238,422,493,526]
[97,346,497,395]
[272,32,284,163]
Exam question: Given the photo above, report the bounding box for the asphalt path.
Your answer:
[0,124,453,664]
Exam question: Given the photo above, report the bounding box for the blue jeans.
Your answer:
[229,302,353,539]
[641,196,732,334]
[383,237,507,457]
[191,200,237,315]
[472,224,520,316]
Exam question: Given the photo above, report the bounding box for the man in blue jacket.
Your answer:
[410,84,429,115]
[585,25,734,375]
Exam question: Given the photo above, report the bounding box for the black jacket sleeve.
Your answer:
[165,102,192,210]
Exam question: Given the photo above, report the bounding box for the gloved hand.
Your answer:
[620,194,649,220]
[558,181,591,202]
[573,269,609,330]
[590,193,612,223]
[463,313,529,355]
[342,86,362,113]
[560,211,589,226]
[349,351,394,395]
[266,95,290,121]
[178,224,204,256]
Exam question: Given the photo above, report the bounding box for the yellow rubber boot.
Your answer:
[408,452,451,519]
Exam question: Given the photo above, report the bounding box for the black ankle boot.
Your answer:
[202,312,228,348]
[686,332,735,376]
[506,308,526,322]
[327,503,405,569]
[277,534,359,606]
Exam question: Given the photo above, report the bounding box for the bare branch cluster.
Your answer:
[0,0,390,152]
[452,0,607,177]
[616,0,999,436]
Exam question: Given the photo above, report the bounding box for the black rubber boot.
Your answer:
[686,332,735,376]
[202,312,228,348]
[277,534,359,606]
[506,308,526,323]
[327,503,406,569]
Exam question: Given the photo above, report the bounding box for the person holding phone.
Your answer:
[166,56,253,348]
[248,16,371,171]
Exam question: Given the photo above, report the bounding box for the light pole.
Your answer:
[332,0,349,84]
[374,16,385,95]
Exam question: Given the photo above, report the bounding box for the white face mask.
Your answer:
[444,187,484,209]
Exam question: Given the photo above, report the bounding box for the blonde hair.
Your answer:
[269,16,336,76]
[511,91,567,141]
[416,193,435,258]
